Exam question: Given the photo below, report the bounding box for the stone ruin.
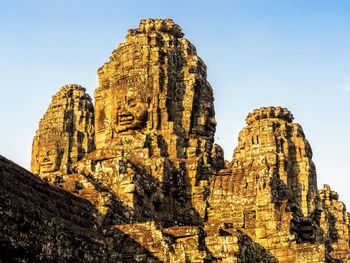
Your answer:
[1,18,350,262]
[31,84,95,177]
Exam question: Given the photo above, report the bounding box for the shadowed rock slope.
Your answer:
[0,155,163,262]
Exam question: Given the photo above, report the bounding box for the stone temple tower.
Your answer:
[22,19,349,263]
[232,106,319,217]
[31,84,95,180]
[94,18,216,162]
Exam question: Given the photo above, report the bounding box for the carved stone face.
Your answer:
[38,147,62,173]
[115,87,148,133]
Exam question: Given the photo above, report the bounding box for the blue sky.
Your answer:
[1,0,350,205]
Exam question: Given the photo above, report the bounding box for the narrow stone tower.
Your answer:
[232,106,318,217]
[31,84,95,178]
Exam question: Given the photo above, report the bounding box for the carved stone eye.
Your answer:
[128,99,136,107]
[116,101,122,110]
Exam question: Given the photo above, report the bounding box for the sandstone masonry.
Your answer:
[0,18,349,262]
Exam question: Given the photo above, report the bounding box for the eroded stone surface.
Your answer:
[55,18,220,228]
[207,107,324,262]
[31,84,95,178]
[94,18,216,160]
[319,184,350,262]
[2,19,349,263]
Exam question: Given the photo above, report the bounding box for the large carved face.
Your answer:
[38,146,62,174]
[115,87,148,133]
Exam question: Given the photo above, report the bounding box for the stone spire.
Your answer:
[31,84,95,178]
[94,18,216,161]
[319,184,350,261]
[232,106,318,217]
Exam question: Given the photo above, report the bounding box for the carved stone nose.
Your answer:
[42,152,50,162]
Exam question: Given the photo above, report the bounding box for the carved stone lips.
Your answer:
[118,113,134,124]
[41,162,53,167]
[41,156,53,165]
[41,155,54,165]
[40,161,54,172]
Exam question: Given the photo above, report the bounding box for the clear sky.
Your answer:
[1,0,350,205]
